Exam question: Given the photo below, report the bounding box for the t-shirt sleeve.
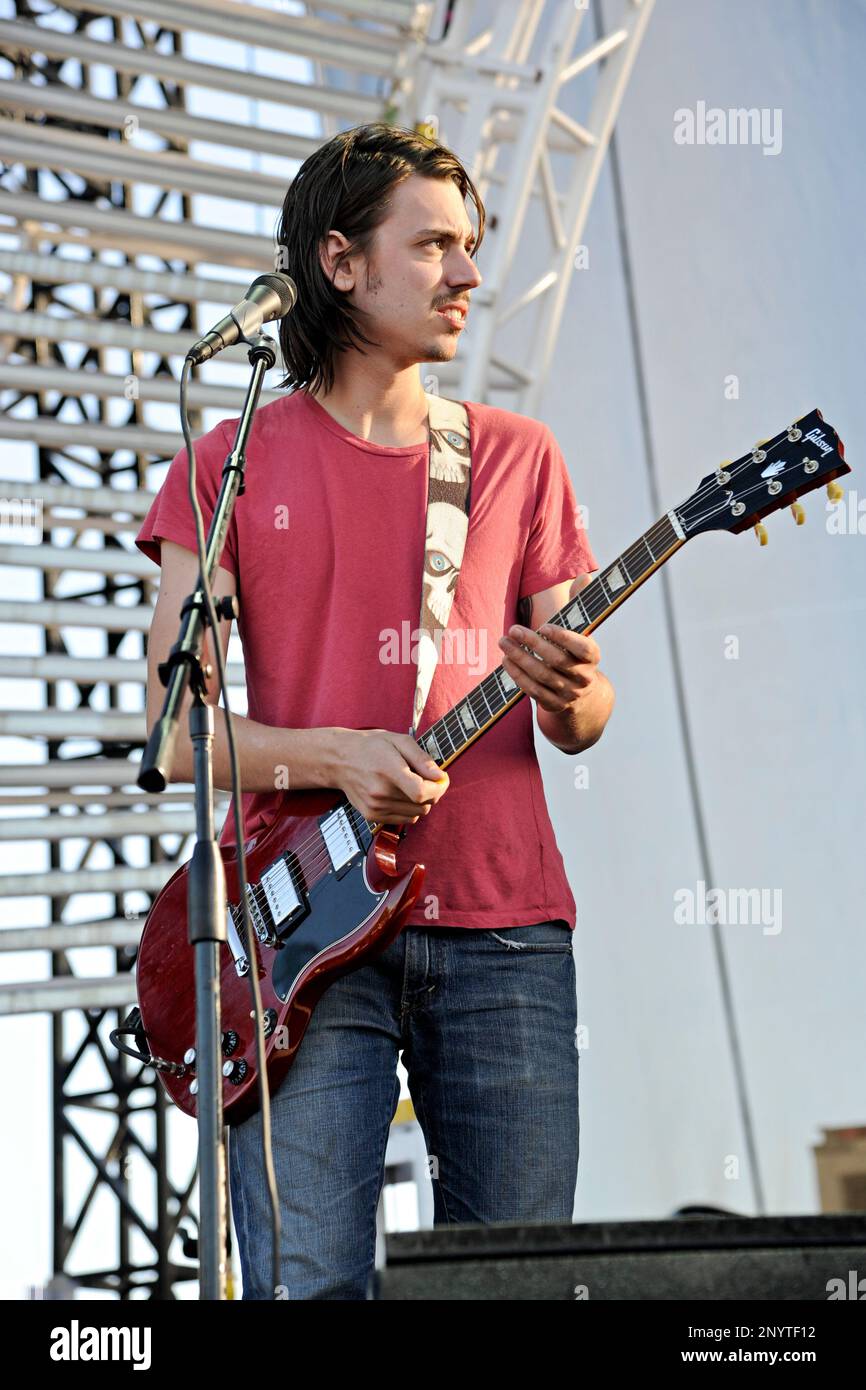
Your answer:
[518,427,598,599]
[135,418,239,577]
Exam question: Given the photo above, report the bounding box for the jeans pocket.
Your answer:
[482,919,574,953]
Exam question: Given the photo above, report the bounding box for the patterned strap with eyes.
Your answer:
[409,391,472,736]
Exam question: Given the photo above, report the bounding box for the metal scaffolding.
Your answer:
[0,0,653,1296]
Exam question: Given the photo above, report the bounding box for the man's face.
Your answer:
[324,173,483,368]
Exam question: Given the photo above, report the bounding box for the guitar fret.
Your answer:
[624,542,649,580]
[436,717,456,757]
[456,697,479,734]
[449,712,465,750]
[623,539,648,577]
[650,516,677,556]
[436,721,452,757]
[584,583,607,621]
[450,706,468,744]
[567,596,588,630]
[494,668,517,704]
[470,686,489,725]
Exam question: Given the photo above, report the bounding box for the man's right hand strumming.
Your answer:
[331,728,449,827]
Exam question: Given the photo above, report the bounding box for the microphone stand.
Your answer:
[138,331,277,1299]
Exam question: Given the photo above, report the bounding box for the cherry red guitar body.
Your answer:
[136,788,424,1123]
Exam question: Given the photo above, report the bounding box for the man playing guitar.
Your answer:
[137,122,615,1299]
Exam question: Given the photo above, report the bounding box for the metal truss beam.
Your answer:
[0,653,244,685]
[0,77,326,163]
[0,598,153,632]
[1,120,289,204]
[61,0,423,70]
[0,358,280,405]
[409,0,655,410]
[2,864,175,899]
[0,20,383,121]
[1,919,142,952]
[0,190,273,265]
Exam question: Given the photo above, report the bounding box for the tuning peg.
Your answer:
[754,523,768,545]
[790,502,805,525]
[826,480,844,503]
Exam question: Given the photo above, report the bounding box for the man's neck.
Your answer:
[307,371,430,449]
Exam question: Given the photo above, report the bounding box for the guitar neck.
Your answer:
[415,509,687,771]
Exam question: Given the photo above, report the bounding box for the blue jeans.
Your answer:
[228,920,579,1299]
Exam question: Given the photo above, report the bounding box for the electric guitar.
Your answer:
[132,408,849,1122]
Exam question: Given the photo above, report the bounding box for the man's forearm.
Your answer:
[165,714,350,792]
[536,670,615,755]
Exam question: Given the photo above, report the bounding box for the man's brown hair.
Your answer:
[274,122,486,395]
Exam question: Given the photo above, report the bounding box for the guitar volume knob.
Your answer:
[223,1058,249,1085]
[221,1029,239,1057]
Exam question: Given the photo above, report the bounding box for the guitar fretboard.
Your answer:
[415,511,684,767]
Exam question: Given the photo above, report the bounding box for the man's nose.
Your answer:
[449,248,482,290]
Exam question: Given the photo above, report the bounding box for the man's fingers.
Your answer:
[390,735,449,802]
[397,733,447,780]
[500,640,573,695]
[538,624,600,665]
[507,624,598,667]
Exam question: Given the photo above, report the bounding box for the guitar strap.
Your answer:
[409,390,472,735]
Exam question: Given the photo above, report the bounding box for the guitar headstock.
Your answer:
[677,409,849,542]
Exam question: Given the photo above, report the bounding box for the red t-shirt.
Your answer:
[136,388,597,930]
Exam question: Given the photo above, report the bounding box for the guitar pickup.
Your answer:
[320,805,362,876]
[260,853,306,934]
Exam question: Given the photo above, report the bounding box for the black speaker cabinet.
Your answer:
[371,1214,866,1300]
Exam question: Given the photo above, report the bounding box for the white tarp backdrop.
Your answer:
[536,0,865,1220]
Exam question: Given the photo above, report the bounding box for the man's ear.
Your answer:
[319,230,355,291]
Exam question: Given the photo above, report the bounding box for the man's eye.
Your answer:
[425,237,475,252]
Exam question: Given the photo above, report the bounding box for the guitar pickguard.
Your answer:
[270,851,388,1002]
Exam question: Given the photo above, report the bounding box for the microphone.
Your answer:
[187,271,297,365]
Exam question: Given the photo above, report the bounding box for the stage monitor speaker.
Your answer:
[371,1213,866,1300]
